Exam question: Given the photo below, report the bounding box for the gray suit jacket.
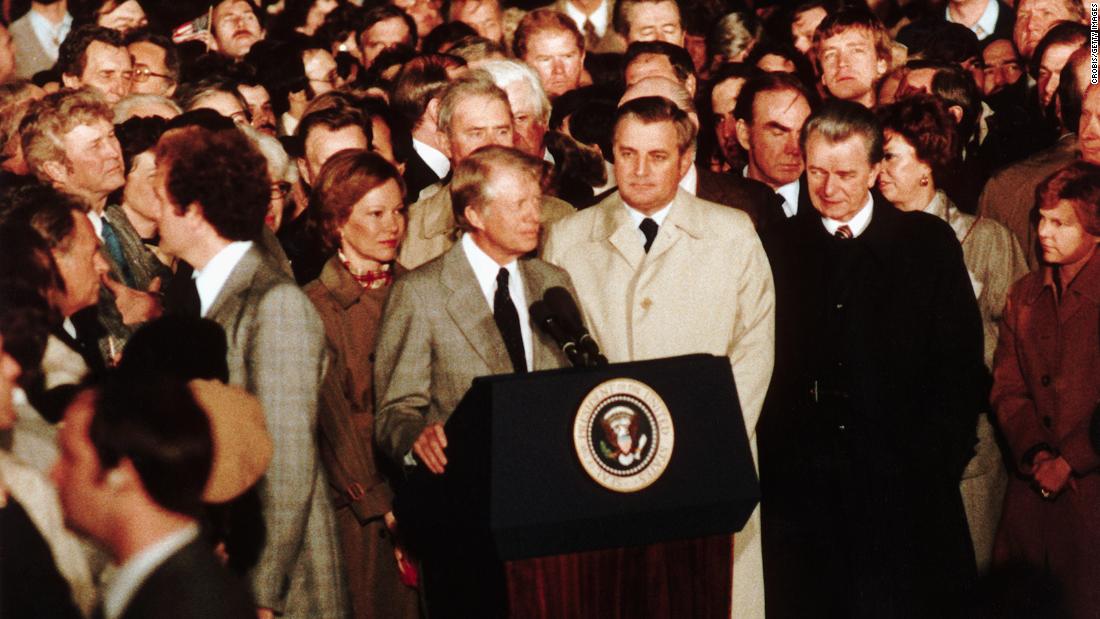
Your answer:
[205,246,347,618]
[373,241,575,464]
[10,12,55,79]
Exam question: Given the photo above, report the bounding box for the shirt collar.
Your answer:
[820,193,874,237]
[678,163,698,195]
[461,232,518,288]
[86,210,104,240]
[194,241,253,317]
[412,139,451,180]
[946,0,998,39]
[743,164,801,217]
[28,9,72,57]
[103,523,200,619]
[623,199,673,230]
[563,0,609,37]
[775,178,801,218]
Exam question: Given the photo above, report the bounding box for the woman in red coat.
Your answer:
[991,162,1100,617]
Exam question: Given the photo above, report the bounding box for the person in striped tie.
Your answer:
[758,99,989,618]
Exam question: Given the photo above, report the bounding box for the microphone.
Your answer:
[544,287,607,367]
[529,300,585,367]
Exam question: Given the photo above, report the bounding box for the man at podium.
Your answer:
[373,145,577,617]
[542,96,776,618]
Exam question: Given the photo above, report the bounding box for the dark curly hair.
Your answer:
[875,94,958,188]
[155,125,269,242]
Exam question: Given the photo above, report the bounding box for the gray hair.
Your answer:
[239,124,297,185]
[436,72,512,136]
[800,100,883,164]
[451,145,545,232]
[112,94,182,123]
[475,59,551,125]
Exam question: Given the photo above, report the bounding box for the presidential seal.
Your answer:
[573,378,674,493]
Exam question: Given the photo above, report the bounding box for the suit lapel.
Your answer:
[441,243,514,374]
[519,260,560,371]
[594,194,645,269]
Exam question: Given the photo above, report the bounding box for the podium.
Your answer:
[395,354,759,617]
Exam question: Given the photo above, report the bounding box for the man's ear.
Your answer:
[61,73,81,90]
[296,157,311,187]
[867,161,881,188]
[40,159,70,187]
[736,118,751,151]
[465,205,484,232]
[439,130,453,160]
[103,458,141,493]
[947,104,964,125]
[685,74,697,98]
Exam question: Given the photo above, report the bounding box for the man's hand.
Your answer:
[413,423,448,474]
[102,275,163,325]
[1032,452,1076,497]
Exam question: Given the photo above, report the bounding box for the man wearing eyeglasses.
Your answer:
[126,31,178,98]
[58,25,132,106]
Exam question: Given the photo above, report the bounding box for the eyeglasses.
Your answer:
[271,182,292,200]
[131,67,174,83]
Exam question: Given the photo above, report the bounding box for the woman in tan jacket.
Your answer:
[303,150,418,619]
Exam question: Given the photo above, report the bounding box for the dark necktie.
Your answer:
[640,217,659,253]
[100,218,135,287]
[835,225,853,239]
[164,262,201,317]
[493,268,527,373]
[583,19,599,49]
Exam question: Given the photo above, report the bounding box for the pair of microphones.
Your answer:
[529,287,608,368]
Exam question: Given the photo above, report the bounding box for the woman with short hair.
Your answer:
[303,149,419,619]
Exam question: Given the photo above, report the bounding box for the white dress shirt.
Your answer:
[820,194,874,238]
[461,234,534,371]
[102,523,200,619]
[412,138,451,179]
[563,0,610,38]
[195,241,253,317]
[623,200,673,247]
[945,0,999,40]
[743,165,801,218]
[28,9,71,61]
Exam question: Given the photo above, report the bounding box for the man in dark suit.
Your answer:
[758,101,987,617]
[735,72,816,228]
[374,145,576,617]
[392,54,460,201]
[52,376,255,619]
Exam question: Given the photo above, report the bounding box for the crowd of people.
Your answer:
[1,0,1099,616]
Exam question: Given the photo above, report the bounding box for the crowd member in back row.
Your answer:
[399,72,573,269]
[21,90,164,360]
[812,7,893,109]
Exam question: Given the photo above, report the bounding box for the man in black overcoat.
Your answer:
[757,100,988,618]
